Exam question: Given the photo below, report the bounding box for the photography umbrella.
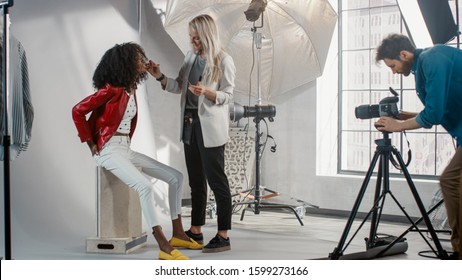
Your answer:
[163,0,337,101]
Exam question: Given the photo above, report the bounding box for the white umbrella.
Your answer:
[163,0,337,101]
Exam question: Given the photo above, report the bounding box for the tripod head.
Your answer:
[371,130,392,149]
[376,130,391,141]
[374,130,413,170]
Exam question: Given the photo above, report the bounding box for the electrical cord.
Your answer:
[417,250,454,259]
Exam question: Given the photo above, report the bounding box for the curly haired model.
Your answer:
[72,42,202,260]
[92,42,148,90]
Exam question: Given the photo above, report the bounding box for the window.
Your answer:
[338,0,459,177]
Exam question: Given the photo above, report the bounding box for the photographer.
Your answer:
[374,34,462,260]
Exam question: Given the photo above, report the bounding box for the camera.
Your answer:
[355,88,400,120]
[229,102,276,122]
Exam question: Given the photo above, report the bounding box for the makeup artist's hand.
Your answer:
[188,81,206,96]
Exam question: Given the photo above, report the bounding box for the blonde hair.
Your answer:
[189,14,223,83]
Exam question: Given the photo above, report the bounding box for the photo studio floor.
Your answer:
[12,205,454,261]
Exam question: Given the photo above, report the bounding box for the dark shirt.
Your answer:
[185,54,206,109]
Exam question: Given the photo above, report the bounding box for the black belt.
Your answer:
[185,108,198,118]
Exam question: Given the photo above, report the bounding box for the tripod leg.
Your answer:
[367,153,386,249]
[329,150,381,259]
[367,147,396,249]
[392,149,449,259]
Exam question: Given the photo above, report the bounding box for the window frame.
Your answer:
[337,0,456,179]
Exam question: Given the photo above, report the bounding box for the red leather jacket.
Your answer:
[72,84,138,152]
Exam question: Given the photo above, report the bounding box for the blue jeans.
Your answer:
[94,135,184,228]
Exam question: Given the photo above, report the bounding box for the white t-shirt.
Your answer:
[117,93,136,134]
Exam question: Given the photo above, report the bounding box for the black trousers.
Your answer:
[183,110,232,231]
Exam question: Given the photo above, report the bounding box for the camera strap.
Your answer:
[390,131,412,170]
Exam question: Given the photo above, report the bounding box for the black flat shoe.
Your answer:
[202,234,231,253]
[185,230,204,245]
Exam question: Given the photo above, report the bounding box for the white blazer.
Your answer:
[164,50,236,148]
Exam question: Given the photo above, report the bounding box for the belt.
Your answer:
[185,108,198,118]
[114,132,130,136]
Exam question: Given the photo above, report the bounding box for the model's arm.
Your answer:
[71,86,113,143]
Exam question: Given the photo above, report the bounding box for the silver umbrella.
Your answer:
[163,0,337,101]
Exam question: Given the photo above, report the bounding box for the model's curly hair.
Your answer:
[92,42,148,89]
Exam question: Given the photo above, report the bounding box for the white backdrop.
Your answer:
[0,0,439,259]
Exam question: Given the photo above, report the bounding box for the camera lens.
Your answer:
[355,104,379,119]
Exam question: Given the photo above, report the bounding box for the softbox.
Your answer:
[397,0,458,47]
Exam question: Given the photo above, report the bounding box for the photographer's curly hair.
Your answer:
[92,42,148,90]
[376,33,415,63]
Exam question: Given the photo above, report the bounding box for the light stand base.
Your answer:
[238,201,305,226]
[239,187,280,200]
[339,241,409,260]
[319,240,408,260]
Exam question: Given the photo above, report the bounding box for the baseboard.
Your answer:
[183,199,421,224]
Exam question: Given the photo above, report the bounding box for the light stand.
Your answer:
[1,0,13,260]
[328,132,449,259]
[234,14,304,226]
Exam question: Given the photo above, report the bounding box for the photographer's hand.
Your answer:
[375,116,421,132]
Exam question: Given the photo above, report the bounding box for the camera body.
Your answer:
[355,95,399,120]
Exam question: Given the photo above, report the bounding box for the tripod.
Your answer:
[329,132,449,259]
[233,17,304,226]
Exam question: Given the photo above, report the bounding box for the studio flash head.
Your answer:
[244,0,267,22]
[230,102,276,122]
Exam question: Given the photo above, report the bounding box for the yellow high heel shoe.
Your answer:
[169,237,204,250]
[158,249,189,260]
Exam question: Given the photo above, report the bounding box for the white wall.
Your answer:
[0,0,440,259]
[0,0,183,258]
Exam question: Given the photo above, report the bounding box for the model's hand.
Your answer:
[87,140,99,156]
